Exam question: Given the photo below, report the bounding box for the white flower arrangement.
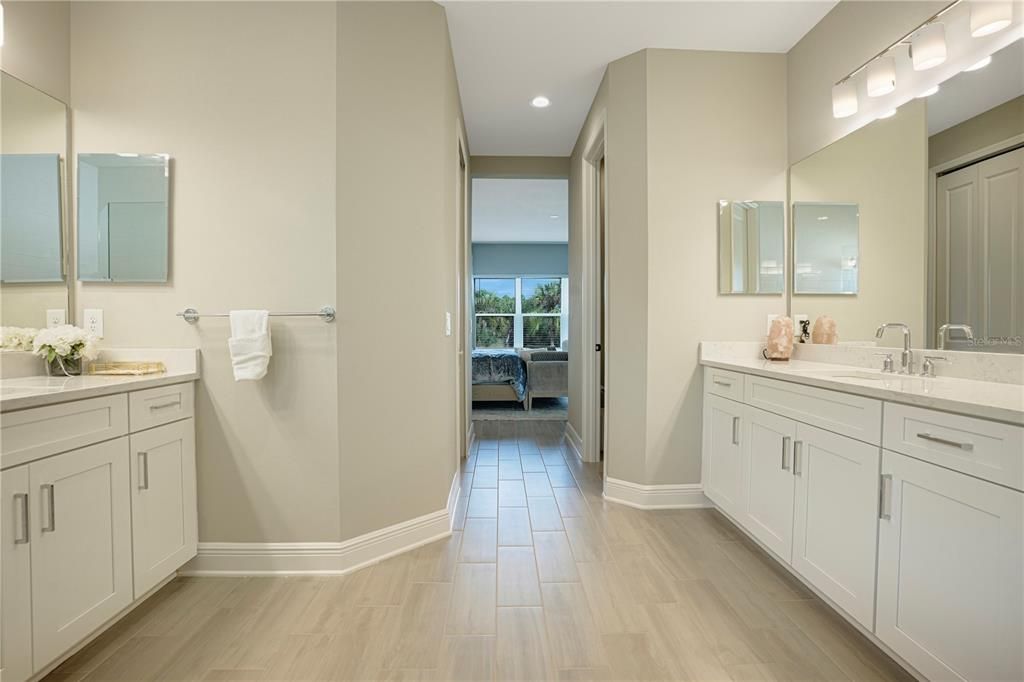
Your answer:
[32,325,99,364]
[0,326,39,352]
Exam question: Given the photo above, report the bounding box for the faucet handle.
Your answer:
[920,355,948,378]
[874,352,895,373]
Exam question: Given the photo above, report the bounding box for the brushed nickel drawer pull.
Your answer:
[781,436,791,471]
[139,451,150,490]
[41,484,56,532]
[793,441,803,476]
[713,379,733,387]
[149,400,181,410]
[916,432,974,451]
[879,474,893,520]
[732,416,740,445]
[14,493,29,544]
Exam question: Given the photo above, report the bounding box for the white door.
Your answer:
[702,394,745,516]
[877,450,1023,682]
[1,465,34,682]
[130,420,198,597]
[30,438,133,666]
[791,423,880,629]
[741,405,796,561]
[936,163,980,337]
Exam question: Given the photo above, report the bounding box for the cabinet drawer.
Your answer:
[744,375,881,445]
[883,403,1023,490]
[705,367,744,402]
[1,394,129,470]
[129,382,194,433]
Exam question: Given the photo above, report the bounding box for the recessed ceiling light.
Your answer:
[816,216,829,221]
[964,56,992,72]
[877,109,898,119]
[549,215,560,219]
[531,96,550,108]
[916,85,940,98]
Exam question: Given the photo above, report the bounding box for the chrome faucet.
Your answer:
[876,323,914,374]
[937,323,974,350]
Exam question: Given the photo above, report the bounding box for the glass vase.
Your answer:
[47,355,83,376]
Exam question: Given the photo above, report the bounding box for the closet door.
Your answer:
[978,148,1024,340]
[935,164,980,336]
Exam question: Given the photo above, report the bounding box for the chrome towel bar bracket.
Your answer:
[177,306,336,323]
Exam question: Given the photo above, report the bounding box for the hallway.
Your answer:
[48,421,910,681]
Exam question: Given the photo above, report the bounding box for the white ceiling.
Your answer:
[927,39,1024,135]
[443,1,838,156]
[472,178,569,242]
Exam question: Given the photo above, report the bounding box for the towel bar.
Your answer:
[176,306,335,323]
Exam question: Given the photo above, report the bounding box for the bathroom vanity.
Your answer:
[0,350,200,682]
[699,343,1023,682]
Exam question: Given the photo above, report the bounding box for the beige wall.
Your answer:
[787,1,944,164]
[0,1,70,103]
[471,156,569,178]
[336,1,463,540]
[929,95,1024,169]
[790,100,928,344]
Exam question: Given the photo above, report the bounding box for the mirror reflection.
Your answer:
[0,71,69,331]
[77,153,170,282]
[717,200,784,295]
[793,202,859,295]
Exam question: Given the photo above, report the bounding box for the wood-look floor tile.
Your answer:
[498,508,533,546]
[473,466,499,489]
[498,480,528,507]
[520,455,546,472]
[497,546,543,607]
[437,635,496,681]
[528,496,565,531]
[576,561,648,635]
[719,539,814,601]
[533,532,580,582]
[459,518,498,563]
[542,452,566,466]
[546,466,576,487]
[385,581,452,669]
[601,632,673,681]
[553,487,588,518]
[498,444,520,460]
[410,532,462,582]
[523,472,554,497]
[672,578,765,667]
[496,607,553,681]
[447,563,497,635]
[610,545,677,604]
[468,489,499,518]
[541,582,607,669]
[354,553,415,607]
[563,516,612,563]
[477,451,499,466]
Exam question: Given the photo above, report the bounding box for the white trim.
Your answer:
[603,477,710,510]
[467,420,477,459]
[564,421,584,463]
[181,472,461,576]
[580,111,607,466]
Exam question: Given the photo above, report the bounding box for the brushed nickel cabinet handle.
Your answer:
[879,474,893,520]
[14,493,29,544]
[149,400,181,410]
[713,379,733,387]
[781,436,791,471]
[793,441,803,476]
[732,416,740,446]
[41,484,56,532]
[138,451,150,490]
[916,432,974,451]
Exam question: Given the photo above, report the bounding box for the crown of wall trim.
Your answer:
[603,477,709,510]
[180,472,461,576]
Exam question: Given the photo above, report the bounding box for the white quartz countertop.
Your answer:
[1,348,200,413]
[701,355,1024,426]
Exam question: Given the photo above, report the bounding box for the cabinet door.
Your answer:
[702,394,745,516]
[877,450,1023,682]
[1,465,34,682]
[29,438,133,667]
[741,405,796,561]
[130,419,198,597]
[792,423,880,629]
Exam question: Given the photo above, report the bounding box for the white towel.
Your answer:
[228,310,272,381]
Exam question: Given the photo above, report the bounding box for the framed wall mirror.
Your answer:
[792,202,859,295]
[0,71,70,332]
[78,153,170,282]
[717,200,785,295]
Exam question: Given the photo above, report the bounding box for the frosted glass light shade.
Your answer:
[867,56,896,97]
[971,1,1013,37]
[912,23,947,71]
[832,82,858,118]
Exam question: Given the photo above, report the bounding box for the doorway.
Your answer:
[456,139,470,460]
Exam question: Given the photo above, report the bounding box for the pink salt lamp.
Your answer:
[811,315,839,344]
[765,317,794,360]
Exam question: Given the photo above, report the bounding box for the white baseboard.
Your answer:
[466,420,477,457]
[565,422,584,463]
[181,471,461,576]
[603,477,709,510]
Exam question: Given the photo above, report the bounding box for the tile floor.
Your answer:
[46,420,912,681]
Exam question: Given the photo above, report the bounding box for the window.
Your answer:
[474,276,568,349]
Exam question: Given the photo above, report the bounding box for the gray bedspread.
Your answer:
[471,349,527,401]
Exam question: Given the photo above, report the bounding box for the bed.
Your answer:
[471,349,527,408]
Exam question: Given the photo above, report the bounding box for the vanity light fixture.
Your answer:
[531,96,550,108]
[831,82,858,118]
[964,55,993,71]
[867,55,897,97]
[916,84,940,98]
[911,23,947,70]
[877,109,898,119]
[971,1,1013,36]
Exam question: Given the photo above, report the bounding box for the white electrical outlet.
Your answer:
[84,309,104,338]
[46,309,66,328]
[445,312,452,337]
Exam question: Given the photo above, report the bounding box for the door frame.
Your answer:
[580,112,607,467]
[455,131,471,463]
[927,132,1024,347]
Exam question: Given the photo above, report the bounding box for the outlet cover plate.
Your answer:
[83,309,104,338]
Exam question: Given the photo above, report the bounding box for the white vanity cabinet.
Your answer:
[741,405,796,560]
[702,393,745,516]
[0,380,197,682]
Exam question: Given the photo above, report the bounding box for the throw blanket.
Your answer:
[471,349,527,401]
